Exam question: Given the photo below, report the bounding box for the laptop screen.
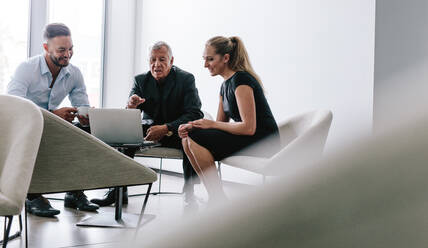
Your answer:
[88,108,144,145]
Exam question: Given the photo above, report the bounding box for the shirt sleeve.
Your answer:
[68,67,90,107]
[7,62,31,98]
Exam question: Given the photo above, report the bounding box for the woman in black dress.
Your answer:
[178,36,279,202]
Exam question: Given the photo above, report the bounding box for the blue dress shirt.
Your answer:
[7,54,90,110]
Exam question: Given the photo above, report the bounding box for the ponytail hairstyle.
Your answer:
[206,36,264,91]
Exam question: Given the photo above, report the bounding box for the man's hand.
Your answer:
[127,94,146,109]
[77,115,89,126]
[52,107,77,122]
[145,125,168,141]
[178,123,193,138]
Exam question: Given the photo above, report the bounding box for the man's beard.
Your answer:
[50,54,69,67]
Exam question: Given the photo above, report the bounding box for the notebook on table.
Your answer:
[88,108,159,148]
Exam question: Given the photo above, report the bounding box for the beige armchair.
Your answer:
[134,110,214,194]
[28,109,157,230]
[0,95,43,247]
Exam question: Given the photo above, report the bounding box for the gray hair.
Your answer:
[149,41,173,59]
[43,23,71,41]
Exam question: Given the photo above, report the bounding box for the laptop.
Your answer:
[88,108,157,147]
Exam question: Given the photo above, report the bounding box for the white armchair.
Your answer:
[218,110,333,181]
[0,95,44,247]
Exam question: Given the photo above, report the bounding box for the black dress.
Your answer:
[188,71,279,161]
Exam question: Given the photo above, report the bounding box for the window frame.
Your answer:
[28,0,106,107]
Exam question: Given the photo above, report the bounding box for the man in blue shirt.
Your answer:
[8,23,99,217]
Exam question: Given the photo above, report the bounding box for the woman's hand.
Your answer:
[178,123,193,138]
[190,119,215,129]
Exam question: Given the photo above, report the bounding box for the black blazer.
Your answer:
[130,66,203,135]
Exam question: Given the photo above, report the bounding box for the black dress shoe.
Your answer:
[26,196,60,217]
[64,192,99,211]
[90,188,128,207]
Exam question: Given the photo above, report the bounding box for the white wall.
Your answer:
[374,0,428,132]
[128,0,376,183]
[137,0,376,151]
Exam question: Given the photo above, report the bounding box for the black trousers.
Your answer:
[123,135,199,184]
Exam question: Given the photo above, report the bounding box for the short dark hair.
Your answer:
[43,23,71,41]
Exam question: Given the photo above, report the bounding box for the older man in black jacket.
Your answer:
[91,41,203,205]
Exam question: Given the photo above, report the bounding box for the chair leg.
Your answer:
[136,183,153,232]
[25,205,28,248]
[152,157,183,195]
[1,217,5,246]
[129,157,181,197]
[18,215,22,235]
[217,161,222,180]
[158,158,163,194]
[1,216,13,248]
[0,214,24,247]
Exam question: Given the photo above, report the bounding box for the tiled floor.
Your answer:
[1,173,252,248]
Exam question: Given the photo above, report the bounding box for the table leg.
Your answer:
[115,186,123,220]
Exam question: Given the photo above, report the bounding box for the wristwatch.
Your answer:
[166,124,173,137]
